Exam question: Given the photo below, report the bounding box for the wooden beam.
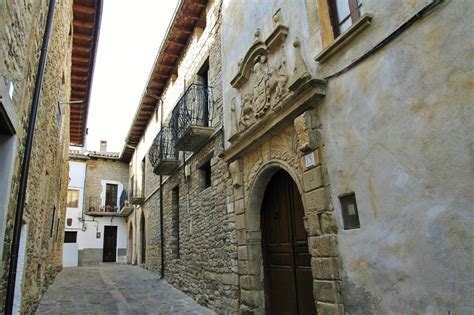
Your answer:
[167,38,186,47]
[73,45,91,53]
[72,55,89,63]
[72,65,89,73]
[74,4,95,15]
[73,32,92,41]
[164,50,180,58]
[72,75,88,82]
[174,25,193,34]
[73,20,93,29]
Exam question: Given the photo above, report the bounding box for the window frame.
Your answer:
[105,183,118,211]
[66,189,80,208]
[328,0,361,37]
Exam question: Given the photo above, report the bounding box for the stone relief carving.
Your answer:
[230,97,238,136]
[269,55,289,108]
[229,159,243,188]
[239,93,255,130]
[252,55,271,118]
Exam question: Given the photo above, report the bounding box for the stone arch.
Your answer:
[236,158,342,313]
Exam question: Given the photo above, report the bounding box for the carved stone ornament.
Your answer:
[229,159,243,188]
[224,9,327,163]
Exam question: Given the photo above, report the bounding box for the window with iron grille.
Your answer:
[328,0,363,37]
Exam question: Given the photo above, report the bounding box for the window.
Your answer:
[197,59,210,127]
[339,193,361,229]
[105,183,118,210]
[328,0,362,37]
[64,231,77,243]
[199,160,211,191]
[171,186,180,259]
[67,189,79,208]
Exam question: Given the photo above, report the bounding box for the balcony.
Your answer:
[119,189,134,216]
[171,84,214,151]
[129,175,144,205]
[149,126,180,175]
[86,197,119,217]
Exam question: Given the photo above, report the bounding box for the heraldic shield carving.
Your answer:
[225,9,327,162]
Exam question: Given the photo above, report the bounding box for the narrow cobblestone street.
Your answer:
[35,265,215,315]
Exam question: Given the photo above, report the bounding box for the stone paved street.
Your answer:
[35,265,215,315]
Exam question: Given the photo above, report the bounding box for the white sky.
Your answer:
[84,0,179,153]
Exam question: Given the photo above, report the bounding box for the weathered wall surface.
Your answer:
[319,2,474,313]
[221,0,473,313]
[0,0,73,313]
[84,158,129,212]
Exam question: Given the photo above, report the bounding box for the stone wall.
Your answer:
[0,0,73,313]
[220,0,473,313]
[84,158,129,212]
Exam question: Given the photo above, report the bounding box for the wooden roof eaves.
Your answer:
[120,0,208,162]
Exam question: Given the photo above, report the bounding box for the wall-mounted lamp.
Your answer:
[339,192,360,230]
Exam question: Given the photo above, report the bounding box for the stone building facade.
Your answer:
[0,0,101,313]
[122,0,472,314]
[64,149,129,266]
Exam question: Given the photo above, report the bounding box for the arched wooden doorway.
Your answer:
[140,214,146,264]
[261,169,315,314]
[128,225,133,264]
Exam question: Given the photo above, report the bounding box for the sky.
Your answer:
[84,0,179,153]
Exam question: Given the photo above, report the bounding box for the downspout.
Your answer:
[5,0,56,313]
[145,89,165,278]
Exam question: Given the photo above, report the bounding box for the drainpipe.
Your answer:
[145,89,165,278]
[5,0,56,313]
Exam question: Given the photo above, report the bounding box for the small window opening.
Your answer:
[339,193,360,230]
[199,160,211,191]
[64,231,77,243]
[67,189,79,208]
[171,186,180,259]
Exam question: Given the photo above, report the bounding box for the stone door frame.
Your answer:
[234,158,343,314]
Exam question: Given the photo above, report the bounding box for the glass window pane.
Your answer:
[336,0,351,23]
[340,18,352,33]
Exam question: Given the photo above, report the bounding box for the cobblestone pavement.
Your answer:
[36,265,215,315]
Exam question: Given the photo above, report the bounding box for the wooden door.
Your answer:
[103,226,117,262]
[262,170,316,315]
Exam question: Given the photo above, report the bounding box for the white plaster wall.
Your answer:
[221,0,473,313]
[65,161,86,230]
[77,216,127,251]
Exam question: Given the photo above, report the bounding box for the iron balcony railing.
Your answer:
[149,126,180,175]
[170,84,213,142]
[87,196,117,213]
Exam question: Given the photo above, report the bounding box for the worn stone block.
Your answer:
[221,273,239,285]
[236,214,247,230]
[313,280,342,303]
[241,289,262,308]
[235,198,245,215]
[304,188,327,213]
[319,212,338,234]
[239,260,261,275]
[240,275,263,290]
[303,166,323,192]
[316,302,344,315]
[309,235,338,257]
[311,257,340,280]
[304,213,322,236]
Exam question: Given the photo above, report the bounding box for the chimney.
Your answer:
[100,140,107,153]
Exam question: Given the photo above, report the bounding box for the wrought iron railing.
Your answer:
[170,84,213,141]
[149,126,179,168]
[87,196,117,213]
[130,175,144,199]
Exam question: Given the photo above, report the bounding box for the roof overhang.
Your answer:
[120,0,208,162]
[69,0,103,146]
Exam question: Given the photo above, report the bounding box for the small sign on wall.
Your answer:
[96,232,101,238]
[304,152,316,169]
